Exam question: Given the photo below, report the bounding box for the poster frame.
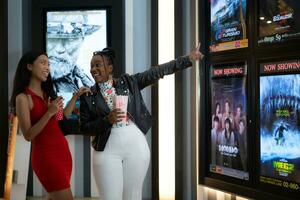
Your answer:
[256,56,300,199]
[209,0,249,53]
[208,61,250,182]
[199,0,300,199]
[257,0,300,49]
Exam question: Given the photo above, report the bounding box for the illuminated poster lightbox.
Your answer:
[260,60,300,191]
[46,10,107,104]
[210,62,249,180]
[258,0,300,44]
[210,0,248,52]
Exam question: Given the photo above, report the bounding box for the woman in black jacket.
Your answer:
[80,44,203,200]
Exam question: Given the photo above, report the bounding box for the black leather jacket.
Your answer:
[80,55,192,151]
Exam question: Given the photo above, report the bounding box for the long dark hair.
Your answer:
[224,118,233,140]
[215,102,221,114]
[10,51,56,114]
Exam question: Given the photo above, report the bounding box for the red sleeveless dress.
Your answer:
[25,88,72,192]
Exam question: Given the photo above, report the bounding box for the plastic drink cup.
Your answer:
[55,108,64,121]
[50,97,64,121]
[113,95,128,125]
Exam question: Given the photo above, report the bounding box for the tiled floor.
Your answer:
[27,198,151,200]
[26,198,151,200]
[27,198,98,200]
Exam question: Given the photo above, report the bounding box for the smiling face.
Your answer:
[225,101,230,113]
[216,103,220,114]
[90,54,113,83]
[27,55,50,82]
[213,120,219,129]
[236,106,242,116]
[225,121,230,131]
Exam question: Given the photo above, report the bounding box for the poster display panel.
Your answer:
[210,0,248,52]
[258,0,300,44]
[210,62,249,180]
[260,60,300,192]
[46,10,107,104]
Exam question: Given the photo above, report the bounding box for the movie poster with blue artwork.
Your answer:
[210,0,248,52]
[210,62,249,180]
[260,60,300,191]
[46,10,107,106]
[46,10,107,121]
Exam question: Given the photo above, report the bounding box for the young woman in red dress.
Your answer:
[10,51,89,200]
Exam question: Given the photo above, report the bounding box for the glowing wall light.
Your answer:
[158,0,175,199]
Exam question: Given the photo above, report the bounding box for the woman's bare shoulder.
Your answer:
[16,93,28,101]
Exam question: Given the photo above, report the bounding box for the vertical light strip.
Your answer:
[194,0,200,187]
[158,0,175,199]
[125,0,134,75]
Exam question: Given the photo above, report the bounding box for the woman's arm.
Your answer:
[132,43,203,90]
[16,94,62,141]
[132,56,192,90]
[63,87,90,117]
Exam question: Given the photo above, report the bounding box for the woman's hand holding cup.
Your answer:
[47,96,64,118]
[108,108,126,124]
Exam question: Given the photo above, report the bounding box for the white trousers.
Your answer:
[93,124,150,200]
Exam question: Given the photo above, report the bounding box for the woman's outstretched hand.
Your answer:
[73,87,91,98]
[63,87,91,117]
[189,43,204,62]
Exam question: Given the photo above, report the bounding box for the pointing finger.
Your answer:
[196,42,201,51]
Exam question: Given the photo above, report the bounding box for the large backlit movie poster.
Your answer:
[210,0,248,52]
[260,60,300,191]
[210,62,249,180]
[258,0,300,44]
[46,10,107,106]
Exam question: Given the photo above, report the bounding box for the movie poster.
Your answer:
[258,0,300,44]
[210,62,249,180]
[46,10,107,105]
[260,60,300,191]
[210,0,248,52]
